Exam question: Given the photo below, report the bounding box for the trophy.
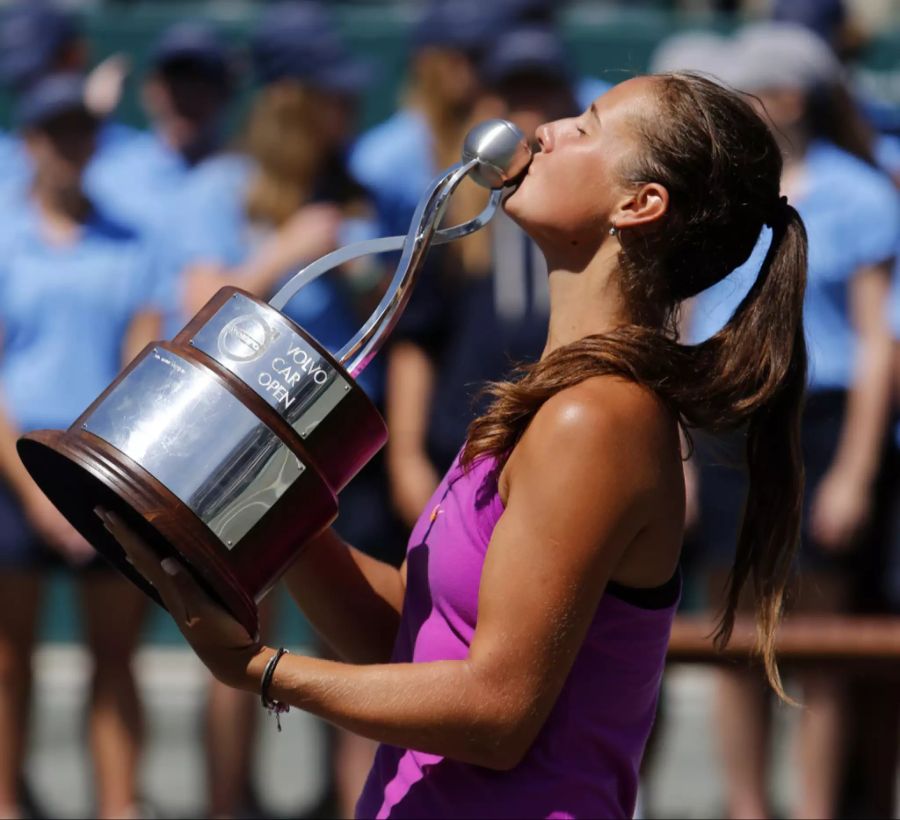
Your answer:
[16,120,532,636]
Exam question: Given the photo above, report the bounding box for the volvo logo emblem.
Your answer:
[217,315,270,362]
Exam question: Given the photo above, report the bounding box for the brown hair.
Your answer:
[462,73,808,698]
[808,81,876,166]
[242,81,327,227]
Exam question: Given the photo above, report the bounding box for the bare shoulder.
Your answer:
[500,375,679,497]
[528,375,675,452]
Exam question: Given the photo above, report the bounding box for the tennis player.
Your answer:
[100,73,807,819]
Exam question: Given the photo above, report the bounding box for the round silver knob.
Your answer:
[462,119,532,189]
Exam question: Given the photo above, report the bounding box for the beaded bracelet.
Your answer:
[260,647,291,731]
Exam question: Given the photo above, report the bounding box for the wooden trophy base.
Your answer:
[18,429,261,637]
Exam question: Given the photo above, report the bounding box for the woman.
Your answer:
[101,72,807,818]
[688,24,899,819]
[0,73,163,819]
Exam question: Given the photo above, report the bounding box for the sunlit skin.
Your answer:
[99,75,685,773]
[506,76,669,353]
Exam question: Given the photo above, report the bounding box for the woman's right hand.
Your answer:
[272,203,343,266]
[22,484,95,565]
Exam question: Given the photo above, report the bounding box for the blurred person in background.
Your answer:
[0,0,132,202]
[349,0,505,237]
[350,0,606,240]
[687,23,899,819]
[491,0,610,106]
[0,74,165,820]
[384,22,578,529]
[164,3,393,815]
[85,21,234,237]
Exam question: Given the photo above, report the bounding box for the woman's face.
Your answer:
[24,111,97,192]
[504,76,659,255]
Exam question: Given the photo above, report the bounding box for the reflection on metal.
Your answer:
[461,119,533,189]
[191,293,349,439]
[83,348,305,548]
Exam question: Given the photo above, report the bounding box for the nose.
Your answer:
[536,123,552,153]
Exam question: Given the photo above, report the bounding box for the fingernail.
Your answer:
[161,558,180,576]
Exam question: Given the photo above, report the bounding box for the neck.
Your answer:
[32,180,90,230]
[157,121,217,167]
[542,239,632,358]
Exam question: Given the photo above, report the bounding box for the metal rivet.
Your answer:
[226,540,233,547]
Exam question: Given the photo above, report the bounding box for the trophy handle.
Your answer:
[268,175,501,314]
[269,117,532,377]
[268,161,503,375]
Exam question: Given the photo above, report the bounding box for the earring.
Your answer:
[608,225,617,236]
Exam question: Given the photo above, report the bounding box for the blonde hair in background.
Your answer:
[243,81,328,227]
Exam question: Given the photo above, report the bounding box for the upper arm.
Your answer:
[850,261,893,339]
[467,379,671,738]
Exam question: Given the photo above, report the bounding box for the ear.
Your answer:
[614,182,669,230]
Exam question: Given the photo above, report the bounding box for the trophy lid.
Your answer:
[462,119,532,189]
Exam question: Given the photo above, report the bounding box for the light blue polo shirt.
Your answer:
[163,153,380,398]
[85,129,191,236]
[691,140,900,392]
[0,203,165,432]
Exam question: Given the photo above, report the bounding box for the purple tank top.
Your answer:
[356,452,679,819]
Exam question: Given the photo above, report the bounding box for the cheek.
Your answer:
[505,154,605,237]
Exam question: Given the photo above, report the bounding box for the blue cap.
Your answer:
[0,1,78,91]
[772,0,845,42]
[724,22,844,92]
[481,25,571,87]
[493,0,564,23]
[151,22,231,83]
[412,0,509,54]
[251,1,373,93]
[15,72,94,129]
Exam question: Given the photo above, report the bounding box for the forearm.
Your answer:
[833,331,893,483]
[0,402,31,498]
[282,528,405,664]
[386,341,435,461]
[122,310,162,365]
[246,650,525,770]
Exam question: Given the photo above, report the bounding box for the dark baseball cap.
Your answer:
[15,72,95,130]
[412,0,510,54]
[0,1,79,91]
[251,1,373,94]
[772,0,846,42]
[481,24,572,87]
[493,0,567,23]
[151,22,231,84]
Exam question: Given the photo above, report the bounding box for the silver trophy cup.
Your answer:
[18,119,533,636]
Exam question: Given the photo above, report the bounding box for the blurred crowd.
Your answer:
[0,0,898,818]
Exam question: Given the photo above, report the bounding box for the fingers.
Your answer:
[93,507,227,628]
[93,507,189,619]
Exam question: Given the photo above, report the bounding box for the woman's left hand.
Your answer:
[809,467,871,553]
[95,507,266,689]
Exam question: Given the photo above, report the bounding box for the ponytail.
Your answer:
[462,204,807,698]
[700,203,807,699]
